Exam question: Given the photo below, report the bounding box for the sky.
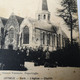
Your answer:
[0,0,79,39]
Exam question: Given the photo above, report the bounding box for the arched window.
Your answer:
[47,33,50,45]
[43,32,45,44]
[23,26,29,44]
[20,33,22,46]
[44,15,46,19]
[38,15,40,20]
[62,35,65,47]
[48,14,50,20]
[17,34,19,46]
[9,28,14,43]
[59,34,61,47]
[57,34,59,48]
[52,34,55,47]
[9,28,14,39]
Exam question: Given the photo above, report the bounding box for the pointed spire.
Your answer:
[42,0,48,11]
[36,0,50,21]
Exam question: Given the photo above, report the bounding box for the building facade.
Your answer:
[0,0,69,51]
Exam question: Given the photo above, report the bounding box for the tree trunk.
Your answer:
[71,21,73,45]
[68,2,73,45]
[70,11,73,45]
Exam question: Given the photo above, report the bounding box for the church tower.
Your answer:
[36,0,50,22]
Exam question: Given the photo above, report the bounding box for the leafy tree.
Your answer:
[58,0,78,45]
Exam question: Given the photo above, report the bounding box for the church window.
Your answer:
[43,32,45,44]
[38,15,40,20]
[23,26,29,44]
[49,34,50,45]
[17,34,19,46]
[59,34,61,48]
[52,34,55,47]
[20,33,22,46]
[40,32,43,45]
[44,15,46,19]
[57,34,59,48]
[9,28,14,39]
[62,35,65,47]
[9,28,14,43]
[47,33,50,45]
[48,14,50,20]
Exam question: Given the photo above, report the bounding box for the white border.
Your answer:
[77,0,80,38]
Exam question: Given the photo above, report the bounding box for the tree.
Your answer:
[1,30,8,49]
[58,0,78,45]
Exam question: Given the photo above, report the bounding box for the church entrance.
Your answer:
[8,44,13,50]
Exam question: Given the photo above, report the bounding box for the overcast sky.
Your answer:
[0,0,79,39]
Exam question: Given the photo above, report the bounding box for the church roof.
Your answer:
[51,24,68,38]
[34,20,55,32]
[25,18,57,32]
[0,17,8,26]
[15,16,24,26]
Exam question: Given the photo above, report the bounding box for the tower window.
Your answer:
[44,15,46,19]
[38,15,40,20]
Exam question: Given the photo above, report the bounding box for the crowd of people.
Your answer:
[0,42,79,70]
[16,46,53,67]
[16,42,80,67]
[0,43,79,70]
[0,46,53,70]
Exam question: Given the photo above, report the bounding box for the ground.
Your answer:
[24,62,80,80]
[0,62,80,80]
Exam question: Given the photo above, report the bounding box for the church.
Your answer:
[0,0,69,51]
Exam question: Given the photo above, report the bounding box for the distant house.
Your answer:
[0,0,69,51]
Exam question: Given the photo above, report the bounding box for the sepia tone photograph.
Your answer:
[0,0,80,80]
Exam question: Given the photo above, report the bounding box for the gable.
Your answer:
[5,15,20,27]
[20,18,33,34]
[20,18,33,28]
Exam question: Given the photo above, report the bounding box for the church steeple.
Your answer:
[42,0,48,11]
[36,0,50,22]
